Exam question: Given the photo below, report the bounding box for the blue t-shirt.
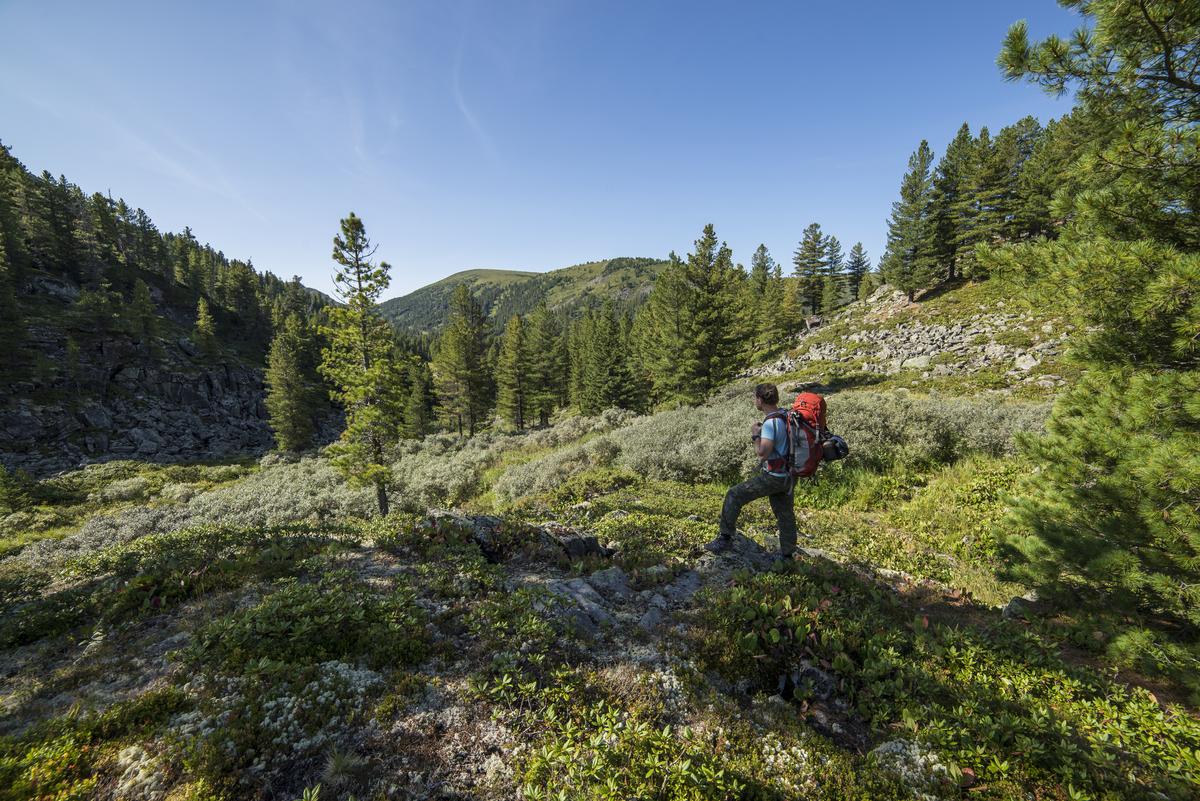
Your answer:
[761,415,789,477]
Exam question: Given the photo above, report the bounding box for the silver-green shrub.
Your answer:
[493,435,621,502]
[829,390,1049,468]
[491,390,1050,503]
[6,457,373,568]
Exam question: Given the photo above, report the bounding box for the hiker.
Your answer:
[704,382,798,565]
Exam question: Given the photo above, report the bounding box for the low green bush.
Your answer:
[184,571,428,671]
[0,688,190,801]
[0,524,350,648]
[692,560,1200,799]
[175,659,382,793]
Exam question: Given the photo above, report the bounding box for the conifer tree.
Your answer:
[821,235,844,313]
[130,279,157,339]
[432,284,493,436]
[777,276,804,339]
[527,302,565,426]
[318,212,406,515]
[193,296,218,358]
[266,313,319,452]
[881,140,938,300]
[633,224,745,403]
[576,301,637,415]
[747,244,776,348]
[932,122,975,280]
[845,242,871,301]
[792,223,826,314]
[403,360,433,439]
[991,1,1200,631]
[496,314,533,430]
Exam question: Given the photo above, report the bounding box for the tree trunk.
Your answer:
[375,482,389,516]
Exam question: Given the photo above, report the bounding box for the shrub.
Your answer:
[90,475,151,503]
[175,660,382,792]
[493,436,621,502]
[4,457,372,569]
[184,571,428,671]
[828,391,1049,469]
[465,587,576,678]
[691,560,1200,799]
[0,524,348,647]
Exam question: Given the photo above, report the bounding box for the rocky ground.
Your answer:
[744,286,1074,392]
[0,508,972,800]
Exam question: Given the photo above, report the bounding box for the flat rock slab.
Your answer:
[587,566,632,602]
[547,577,614,636]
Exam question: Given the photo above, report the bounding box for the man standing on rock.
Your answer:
[704,382,797,567]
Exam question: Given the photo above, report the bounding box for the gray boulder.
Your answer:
[587,566,632,602]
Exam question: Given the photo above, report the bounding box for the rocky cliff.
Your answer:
[1,273,281,476]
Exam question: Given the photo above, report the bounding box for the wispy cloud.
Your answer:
[453,36,500,165]
[0,75,267,222]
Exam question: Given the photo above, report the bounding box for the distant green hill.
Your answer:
[378,257,668,332]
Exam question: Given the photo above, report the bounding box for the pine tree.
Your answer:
[266,313,319,452]
[496,314,533,430]
[777,276,804,340]
[747,244,776,349]
[130,279,157,339]
[881,140,938,300]
[633,225,745,403]
[576,301,637,415]
[432,284,493,436]
[792,223,826,314]
[318,212,406,516]
[993,3,1200,635]
[403,359,433,439]
[931,122,975,281]
[821,235,844,313]
[845,242,871,301]
[526,302,565,426]
[193,297,218,357]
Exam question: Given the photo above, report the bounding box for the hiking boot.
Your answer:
[703,535,733,554]
[771,552,796,571]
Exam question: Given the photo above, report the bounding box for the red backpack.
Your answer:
[765,391,849,479]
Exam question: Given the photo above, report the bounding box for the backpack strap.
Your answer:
[762,410,789,472]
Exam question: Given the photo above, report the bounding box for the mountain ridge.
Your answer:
[378,257,669,332]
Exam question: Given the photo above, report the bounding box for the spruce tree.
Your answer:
[845,242,871,301]
[496,314,533,430]
[318,212,406,516]
[432,284,493,436]
[881,140,938,300]
[193,296,218,358]
[792,223,826,314]
[266,313,319,452]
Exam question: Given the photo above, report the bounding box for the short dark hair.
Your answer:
[754,382,779,404]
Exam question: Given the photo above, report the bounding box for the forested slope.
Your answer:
[378,257,666,333]
[0,143,335,475]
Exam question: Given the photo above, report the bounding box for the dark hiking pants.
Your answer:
[718,471,798,556]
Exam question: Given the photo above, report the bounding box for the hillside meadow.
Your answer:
[3,373,1197,801]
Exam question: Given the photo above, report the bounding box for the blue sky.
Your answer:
[0,0,1080,299]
